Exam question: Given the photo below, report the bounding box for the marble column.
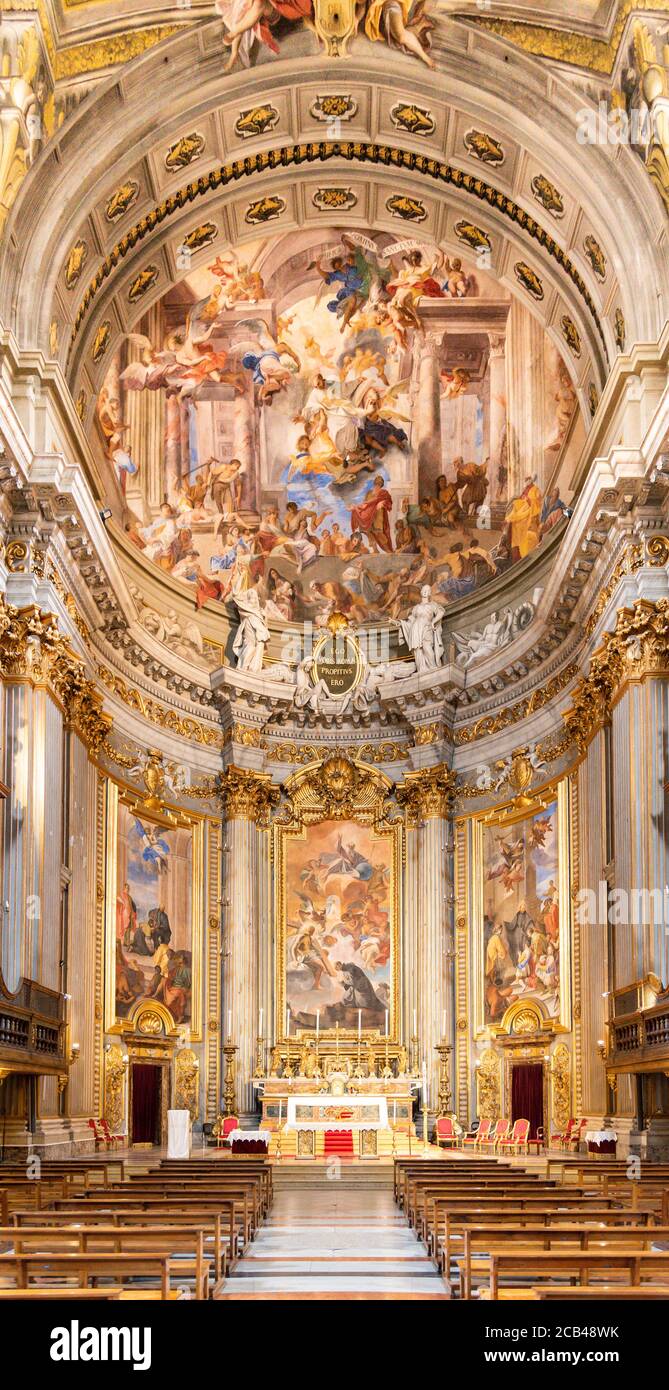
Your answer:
[397,765,456,1114]
[233,385,256,514]
[416,332,443,495]
[164,395,182,506]
[487,333,507,492]
[219,767,278,1117]
[577,730,609,1121]
[609,675,669,1121]
[506,299,545,495]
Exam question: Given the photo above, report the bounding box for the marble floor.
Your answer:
[216,1170,450,1300]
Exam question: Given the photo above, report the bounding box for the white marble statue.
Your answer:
[399,586,445,673]
[232,585,270,672]
[294,656,330,713]
[453,608,514,669]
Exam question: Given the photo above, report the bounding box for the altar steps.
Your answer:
[273,1163,393,1190]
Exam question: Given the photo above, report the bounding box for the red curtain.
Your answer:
[511,1063,544,1139]
[131,1064,161,1144]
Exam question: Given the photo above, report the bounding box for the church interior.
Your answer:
[4,0,669,1316]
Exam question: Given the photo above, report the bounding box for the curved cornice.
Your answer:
[2,23,666,378]
[65,141,609,370]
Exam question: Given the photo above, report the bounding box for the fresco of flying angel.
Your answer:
[229,318,301,403]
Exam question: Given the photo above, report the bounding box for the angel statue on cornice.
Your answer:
[216,0,435,73]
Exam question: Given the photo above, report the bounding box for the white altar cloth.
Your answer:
[286,1094,389,1131]
[167,1109,191,1159]
[229,1128,271,1144]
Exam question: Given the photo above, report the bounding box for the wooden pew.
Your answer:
[116,1178,263,1239]
[101,1185,258,1246]
[159,1159,272,1208]
[0,1288,125,1301]
[485,1247,669,1299]
[11,1210,230,1282]
[0,1251,179,1299]
[438,1207,657,1276]
[532,1285,669,1300]
[47,1195,245,1261]
[0,1226,213,1300]
[452,1222,669,1300]
[428,1196,650,1263]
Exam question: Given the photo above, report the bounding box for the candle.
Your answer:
[358,1008,362,1039]
[385,1010,388,1037]
[278,1099,282,1123]
[286,1007,290,1036]
[393,1100,397,1124]
[442,1010,446,1038]
[227,1009,231,1039]
[316,1009,320,1041]
[259,1007,263,1037]
[413,1009,417,1036]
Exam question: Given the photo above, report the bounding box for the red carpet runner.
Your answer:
[324,1129,354,1157]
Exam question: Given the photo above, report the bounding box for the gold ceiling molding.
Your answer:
[0,1,183,78]
[455,661,579,745]
[263,738,410,764]
[95,659,222,746]
[0,595,111,752]
[54,24,183,80]
[67,141,608,366]
[218,764,280,824]
[464,1,667,76]
[563,596,669,751]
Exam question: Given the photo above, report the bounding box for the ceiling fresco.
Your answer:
[97,226,579,625]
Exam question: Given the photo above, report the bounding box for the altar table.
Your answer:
[285,1094,389,1131]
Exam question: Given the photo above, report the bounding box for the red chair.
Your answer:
[99,1117,125,1149]
[216,1115,239,1148]
[434,1116,459,1149]
[497,1118,530,1155]
[482,1118,510,1152]
[556,1117,585,1152]
[527,1125,546,1155]
[462,1118,492,1150]
[87,1118,103,1150]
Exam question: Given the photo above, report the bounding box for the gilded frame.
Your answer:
[471,777,572,1037]
[104,779,204,1038]
[273,764,401,1043]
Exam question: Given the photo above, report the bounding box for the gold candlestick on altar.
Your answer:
[253,1037,265,1079]
[435,1042,453,1116]
[411,1034,419,1076]
[223,1043,238,1117]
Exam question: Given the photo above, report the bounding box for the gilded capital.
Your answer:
[0,596,112,752]
[396,763,456,822]
[563,597,669,752]
[219,764,280,824]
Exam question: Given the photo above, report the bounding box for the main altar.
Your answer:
[252,1036,439,1159]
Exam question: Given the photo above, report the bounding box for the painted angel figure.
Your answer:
[229,318,301,404]
[312,235,391,334]
[133,817,170,874]
[362,0,436,69]
[210,252,266,306]
[216,0,313,73]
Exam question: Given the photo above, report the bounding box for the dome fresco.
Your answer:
[98,227,579,627]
